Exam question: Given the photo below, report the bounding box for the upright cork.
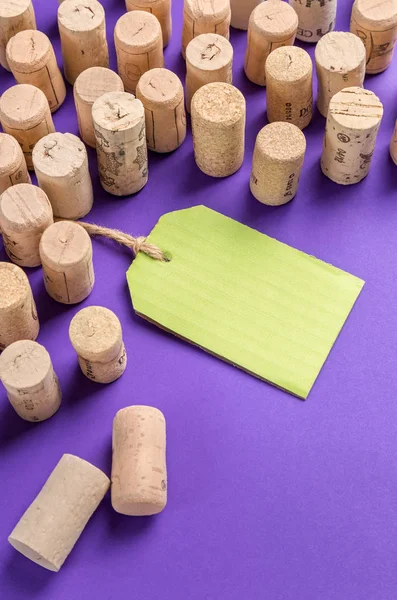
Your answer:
[244,0,298,86]
[182,0,231,58]
[73,67,124,148]
[6,30,66,113]
[0,0,36,71]
[265,46,313,130]
[33,133,93,220]
[250,122,306,206]
[185,33,233,113]
[125,0,172,47]
[0,84,55,170]
[112,406,167,516]
[230,0,263,30]
[69,306,127,384]
[390,120,397,165]
[0,133,31,196]
[58,0,109,85]
[321,87,383,185]
[92,91,148,196]
[289,0,337,43]
[315,32,366,118]
[8,454,110,571]
[350,0,397,74]
[39,221,95,304]
[136,68,186,153]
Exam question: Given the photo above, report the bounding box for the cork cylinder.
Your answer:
[33,133,93,220]
[390,120,397,165]
[92,91,148,196]
[230,0,263,30]
[186,33,233,113]
[39,221,95,304]
[0,133,31,196]
[8,454,110,571]
[58,0,109,85]
[125,0,172,47]
[112,406,167,516]
[73,67,124,148]
[114,11,164,94]
[6,30,66,113]
[0,262,39,351]
[321,87,384,185]
[265,46,313,130]
[0,0,36,71]
[182,0,231,58]
[136,68,186,152]
[315,32,366,118]
[69,306,127,384]
[0,84,55,171]
[288,0,337,43]
[244,0,298,86]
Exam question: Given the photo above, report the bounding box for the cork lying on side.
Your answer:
[0,0,36,71]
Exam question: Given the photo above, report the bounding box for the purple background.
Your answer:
[1,0,397,598]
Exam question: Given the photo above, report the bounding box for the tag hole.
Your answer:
[163,251,172,262]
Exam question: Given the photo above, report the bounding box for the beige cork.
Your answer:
[33,133,93,220]
[186,33,233,113]
[39,221,95,304]
[6,30,66,113]
[0,0,36,71]
[112,406,167,516]
[0,84,55,171]
[350,0,397,74]
[315,32,366,118]
[136,68,186,152]
[250,122,306,206]
[92,91,148,196]
[390,119,397,164]
[73,67,124,148]
[321,86,383,185]
[182,0,231,59]
[0,133,31,196]
[265,46,313,130]
[58,0,109,85]
[125,0,172,47]
[230,0,263,30]
[289,0,337,43]
[244,0,298,86]
[8,454,110,571]
[69,306,127,384]
[0,262,39,351]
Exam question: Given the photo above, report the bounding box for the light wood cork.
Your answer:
[230,0,263,30]
[112,406,167,516]
[390,119,397,165]
[182,0,231,58]
[321,86,383,185]
[8,454,109,571]
[0,133,31,196]
[289,0,337,43]
[0,0,36,71]
[126,0,172,47]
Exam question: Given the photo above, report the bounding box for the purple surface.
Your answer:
[1,0,397,598]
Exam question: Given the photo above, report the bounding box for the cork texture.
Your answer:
[182,0,231,58]
[0,0,36,70]
[0,133,31,195]
[390,119,397,165]
[125,0,172,47]
[230,0,263,30]
[289,0,337,43]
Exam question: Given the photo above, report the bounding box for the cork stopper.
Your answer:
[390,120,397,165]
[0,0,33,18]
[230,0,263,30]
[182,0,231,58]
[352,0,397,29]
[289,0,337,43]
[0,0,36,71]
[0,133,31,195]
[125,0,172,47]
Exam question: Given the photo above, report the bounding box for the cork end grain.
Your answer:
[353,0,397,28]
[33,133,86,178]
[92,91,144,132]
[315,32,366,72]
[0,0,31,18]
[0,84,48,128]
[69,306,122,362]
[74,67,124,104]
[0,134,21,174]
[7,537,60,572]
[58,0,105,32]
[186,33,233,71]
[251,0,298,37]
[185,0,230,20]
[0,184,52,231]
[136,68,183,109]
[329,87,384,130]
[115,11,162,50]
[257,122,306,162]
[266,46,312,83]
[6,30,51,71]
[192,82,245,126]
[0,340,51,389]
[0,263,30,311]
[39,221,92,270]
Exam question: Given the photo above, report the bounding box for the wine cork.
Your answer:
[185,33,233,113]
[0,133,31,196]
[8,454,110,571]
[58,0,109,85]
[321,87,383,185]
[182,0,231,58]
[0,84,55,170]
[288,0,337,43]
[390,120,397,165]
[230,0,263,30]
[6,30,66,113]
[350,0,397,74]
[136,68,186,153]
[125,0,172,47]
[73,67,124,148]
[33,133,93,220]
[114,11,164,94]
[112,406,167,516]
[69,306,127,384]
[250,122,306,206]
[0,262,39,351]
[265,46,313,130]
[244,0,298,86]
[39,221,95,304]
[92,91,148,196]
[315,32,366,118]
[0,0,36,71]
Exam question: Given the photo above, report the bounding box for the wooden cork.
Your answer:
[125,0,172,47]
[69,306,127,384]
[39,221,95,304]
[185,33,233,113]
[0,84,55,171]
[136,68,186,153]
[315,32,366,118]
[321,87,384,185]
[182,0,231,59]
[33,133,93,220]
[289,0,337,43]
[250,122,306,206]
[8,454,109,571]
[0,133,31,196]
[265,46,313,130]
[92,91,148,196]
[244,0,298,86]
[6,30,66,113]
[0,0,36,71]
[390,120,397,165]
[0,262,39,351]
[73,67,124,148]
[112,406,167,516]
[58,0,109,85]
[230,0,263,30]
